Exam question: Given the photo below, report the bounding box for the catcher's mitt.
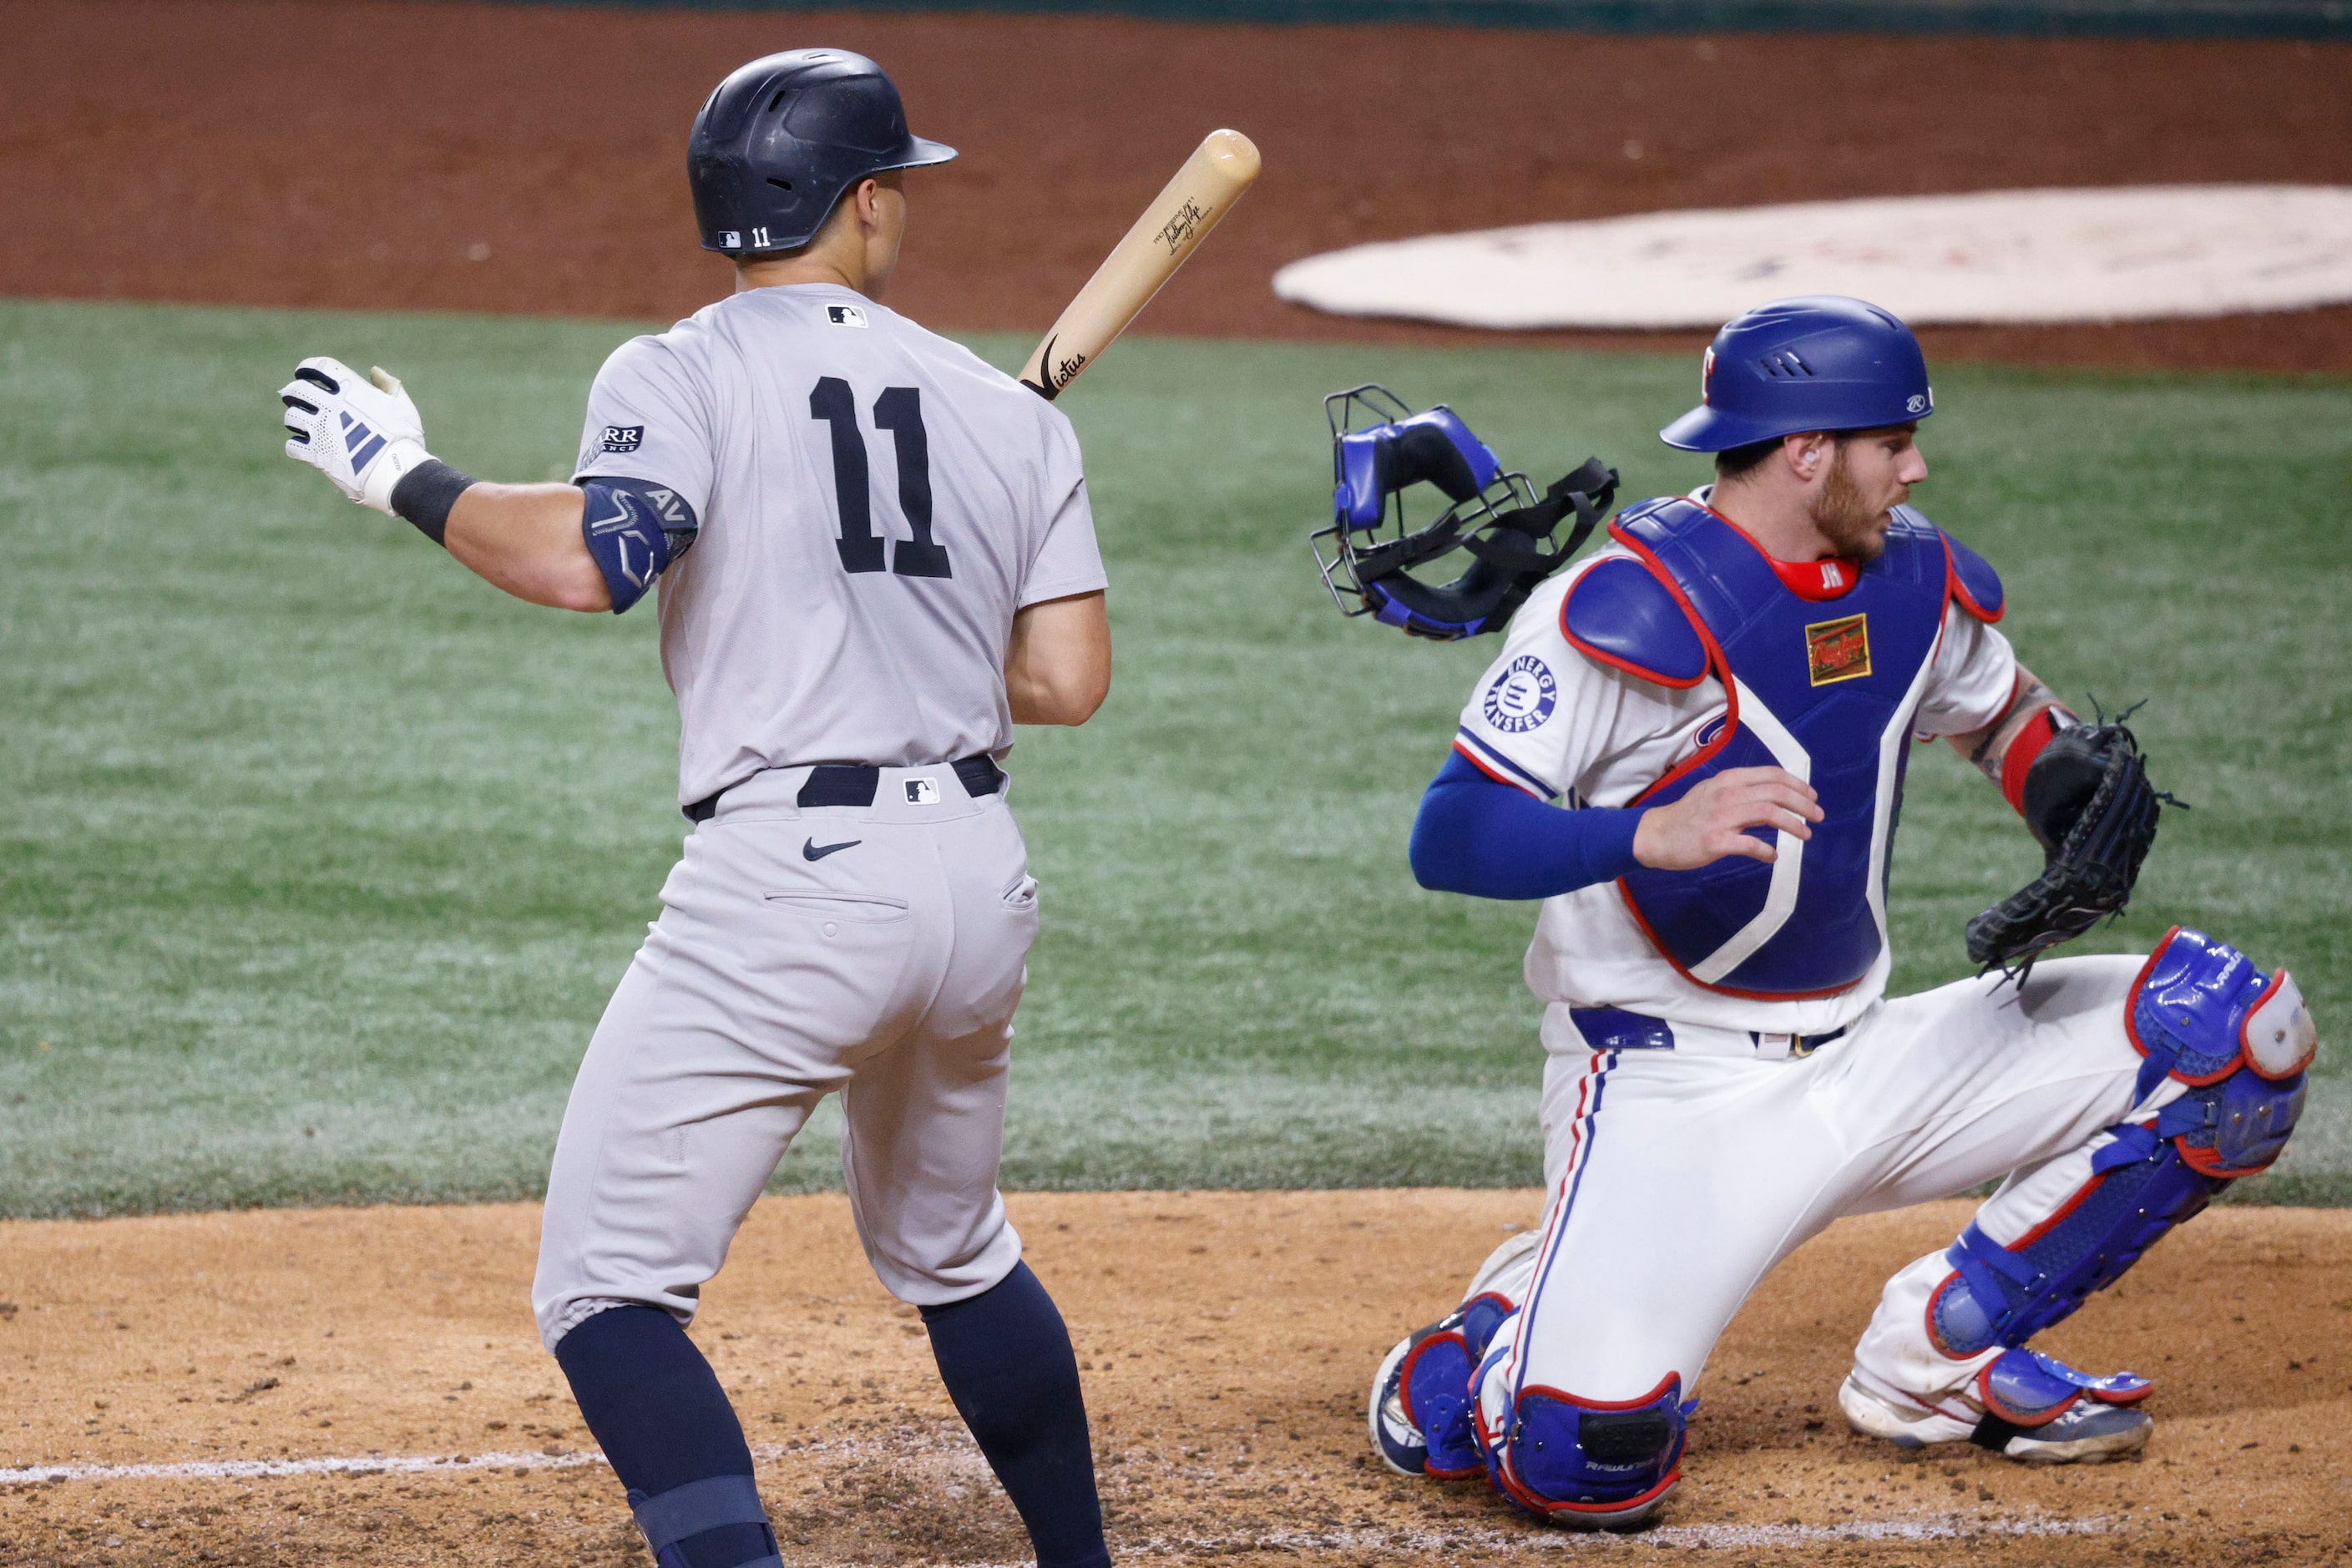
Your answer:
[1965,718,2169,974]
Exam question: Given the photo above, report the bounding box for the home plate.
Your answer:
[1271,185,2352,329]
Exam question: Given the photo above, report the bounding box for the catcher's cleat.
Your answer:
[1370,1322,1482,1478]
[1974,1399,2153,1465]
[1368,1229,1547,1479]
[1839,1352,2153,1465]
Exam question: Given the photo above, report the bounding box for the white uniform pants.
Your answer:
[1492,956,2183,1418]
[534,763,1038,1351]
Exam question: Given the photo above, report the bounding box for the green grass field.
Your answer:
[1,297,2347,1215]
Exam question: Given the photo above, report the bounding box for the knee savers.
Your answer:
[1470,1318,1693,1524]
[1930,928,2318,1359]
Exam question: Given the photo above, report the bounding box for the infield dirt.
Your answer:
[3,1,2350,373]
[3,1191,2348,1566]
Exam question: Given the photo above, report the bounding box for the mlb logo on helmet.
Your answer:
[1701,346,1716,405]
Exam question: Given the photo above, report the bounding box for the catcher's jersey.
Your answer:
[574,283,1108,806]
[1453,500,2016,1038]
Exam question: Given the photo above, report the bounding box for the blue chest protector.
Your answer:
[1569,498,1983,998]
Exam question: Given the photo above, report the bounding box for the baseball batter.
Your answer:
[279,51,1119,1568]
[1363,297,2319,1527]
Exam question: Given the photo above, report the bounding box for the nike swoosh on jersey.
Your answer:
[802,837,862,862]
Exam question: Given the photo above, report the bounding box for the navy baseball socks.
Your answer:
[554,1305,781,1568]
[555,1267,1111,1568]
[923,1262,1115,1568]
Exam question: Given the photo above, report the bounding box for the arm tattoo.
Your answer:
[1968,675,2071,788]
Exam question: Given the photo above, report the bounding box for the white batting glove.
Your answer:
[279,357,434,515]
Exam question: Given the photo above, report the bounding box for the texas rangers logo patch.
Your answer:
[1483,655,1559,734]
[1805,614,1872,685]
[598,425,644,453]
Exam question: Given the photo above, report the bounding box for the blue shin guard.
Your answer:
[1475,1363,1693,1529]
[1931,928,2317,1362]
[1930,1130,2228,1357]
[1975,1348,2148,1429]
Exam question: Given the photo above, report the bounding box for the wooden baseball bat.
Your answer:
[1018,129,1262,401]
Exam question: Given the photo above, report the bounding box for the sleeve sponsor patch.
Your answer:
[1482,655,1559,734]
[598,424,644,453]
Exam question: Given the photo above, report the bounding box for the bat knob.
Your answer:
[1202,129,1262,182]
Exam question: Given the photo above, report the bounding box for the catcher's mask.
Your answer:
[1310,385,1617,641]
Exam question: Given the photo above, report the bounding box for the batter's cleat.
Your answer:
[1839,1349,2154,1466]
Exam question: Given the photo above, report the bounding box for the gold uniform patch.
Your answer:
[1806,614,1872,685]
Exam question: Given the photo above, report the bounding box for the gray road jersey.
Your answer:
[574,283,1107,806]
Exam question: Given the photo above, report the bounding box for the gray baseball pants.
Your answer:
[534,761,1037,1351]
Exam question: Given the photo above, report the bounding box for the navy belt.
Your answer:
[1569,1007,1677,1054]
[684,753,1004,824]
[1569,1006,1848,1059]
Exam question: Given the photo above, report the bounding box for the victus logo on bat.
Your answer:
[1022,335,1087,401]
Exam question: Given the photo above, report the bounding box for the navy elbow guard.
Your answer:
[580,478,699,614]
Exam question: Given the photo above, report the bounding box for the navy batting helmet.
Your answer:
[1659,296,1932,453]
[687,49,956,256]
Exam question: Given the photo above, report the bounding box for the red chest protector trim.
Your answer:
[1585,498,1973,999]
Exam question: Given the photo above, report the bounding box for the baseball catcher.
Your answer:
[1349,296,2318,1529]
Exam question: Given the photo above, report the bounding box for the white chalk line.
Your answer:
[0,1438,882,1486]
[0,1441,2126,1553]
[0,1447,610,1485]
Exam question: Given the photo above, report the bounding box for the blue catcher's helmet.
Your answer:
[1660,296,1932,453]
[1311,386,1617,641]
[688,49,957,256]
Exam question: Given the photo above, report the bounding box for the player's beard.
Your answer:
[1811,441,1892,562]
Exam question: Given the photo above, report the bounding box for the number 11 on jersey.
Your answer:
[810,377,952,579]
